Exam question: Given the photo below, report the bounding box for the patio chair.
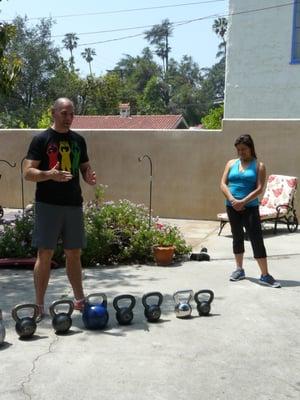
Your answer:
[217,174,298,235]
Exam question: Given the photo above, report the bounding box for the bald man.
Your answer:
[24,98,96,321]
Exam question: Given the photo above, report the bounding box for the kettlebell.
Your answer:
[49,299,74,334]
[11,304,39,339]
[142,292,163,322]
[82,293,109,330]
[0,309,6,345]
[173,290,193,319]
[194,290,214,316]
[113,294,136,325]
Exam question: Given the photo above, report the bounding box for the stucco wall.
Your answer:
[0,123,300,220]
[225,0,300,118]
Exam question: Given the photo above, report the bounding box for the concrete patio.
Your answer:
[0,211,300,400]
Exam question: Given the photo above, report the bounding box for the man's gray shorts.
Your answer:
[32,202,86,249]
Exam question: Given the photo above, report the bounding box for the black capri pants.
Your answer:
[226,205,267,259]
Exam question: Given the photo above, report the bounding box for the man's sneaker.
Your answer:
[259,274,281,288]
[230,268,245,281]
[74,298,85,312]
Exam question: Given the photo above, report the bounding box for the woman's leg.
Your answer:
[226,206,245,267]
[226,206,246,280]
[243,207,268,275]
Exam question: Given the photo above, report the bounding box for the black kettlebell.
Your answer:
[113,294,136,325]
[194,290,214,316]
[142,292,163,322]
[49,299,74,334]
[11,304,39,339]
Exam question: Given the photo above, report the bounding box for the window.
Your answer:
[291,0,300,63]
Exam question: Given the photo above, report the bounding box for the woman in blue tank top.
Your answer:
[220,134,281,288]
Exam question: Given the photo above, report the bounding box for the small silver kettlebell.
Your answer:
[173,290,194,319]
[0,309,6,345]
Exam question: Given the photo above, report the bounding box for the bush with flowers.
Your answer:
[0,186,192,266]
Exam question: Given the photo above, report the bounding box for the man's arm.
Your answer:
[80,162,96,185]
[23,159,73,183]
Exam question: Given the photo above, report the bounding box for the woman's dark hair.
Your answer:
[234,134,257,159]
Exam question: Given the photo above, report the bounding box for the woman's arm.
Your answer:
[220,159,236,203]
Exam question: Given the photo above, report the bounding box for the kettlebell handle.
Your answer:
[49,299,74,318]
[86,293,107,306]
[11,303,39,322]
[173,290,194,304]
[142,292,163,308]
[113,295,136,312]
[194,290,214,305]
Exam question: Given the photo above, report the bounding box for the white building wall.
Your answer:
[225,0,300,118]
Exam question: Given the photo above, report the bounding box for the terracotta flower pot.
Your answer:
[153,245,175,266]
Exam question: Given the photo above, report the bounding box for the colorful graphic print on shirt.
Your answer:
[46,140,81,175]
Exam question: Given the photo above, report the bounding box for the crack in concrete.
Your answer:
[19,335,59,400]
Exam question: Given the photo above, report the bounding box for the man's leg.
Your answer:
[64,249,84,301]
[34,249,54,309]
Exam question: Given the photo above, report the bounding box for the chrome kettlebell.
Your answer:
[194,290,214,316]
[12,304,39,339]
[0,309,6,345]
[49,299,74,334]
[82,293,109,330]
[113,294,136,325]
[173,290,193,319]
[142,292,163,322]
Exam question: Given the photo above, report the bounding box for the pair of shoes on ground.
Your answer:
[229,268,281,288]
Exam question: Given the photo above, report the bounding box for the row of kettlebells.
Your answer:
[0,289,214,341]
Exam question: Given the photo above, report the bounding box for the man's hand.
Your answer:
[50,162,73,182]
[83,166,96,185]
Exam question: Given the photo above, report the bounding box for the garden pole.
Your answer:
[0,159,16,219]
[20,157,26,215]
[138,154,153,229]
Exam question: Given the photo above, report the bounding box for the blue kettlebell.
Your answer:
[82,293,109,330]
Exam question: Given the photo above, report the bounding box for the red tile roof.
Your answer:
[72,115,188,129]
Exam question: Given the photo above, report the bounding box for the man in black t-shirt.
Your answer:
[24,97,96,321]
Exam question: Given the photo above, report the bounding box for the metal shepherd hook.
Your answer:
[138,154,153,228]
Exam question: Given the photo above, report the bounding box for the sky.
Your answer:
[0,0,229,76]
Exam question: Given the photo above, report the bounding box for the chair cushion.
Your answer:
[260,175,297,209]
[259,206,288,220]
[217,212,229,221]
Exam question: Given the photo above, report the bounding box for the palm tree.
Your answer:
[144,19,173,76]
[81,47,96,75]
[212,18,228,58]
[62,33,79,70]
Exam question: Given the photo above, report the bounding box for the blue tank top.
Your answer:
[226,159,259,207]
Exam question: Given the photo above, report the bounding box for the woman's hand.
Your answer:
[231,198,245,211]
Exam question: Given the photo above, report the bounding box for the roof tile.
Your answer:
[72,115,187,129]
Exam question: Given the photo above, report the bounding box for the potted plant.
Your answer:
[153,223,182,266]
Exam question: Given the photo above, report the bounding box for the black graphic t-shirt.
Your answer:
[26,128,89,206]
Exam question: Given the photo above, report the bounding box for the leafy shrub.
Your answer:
[0,198,192,266]
[0,211,35,258]
[0,209,64,262]
[201,104,224,129]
